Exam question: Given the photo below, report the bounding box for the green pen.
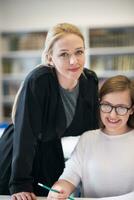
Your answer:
[38,182,75,200]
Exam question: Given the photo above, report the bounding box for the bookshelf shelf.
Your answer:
[89,46,134,55]
[2,50,42,58]
[2,95,15,103]
[94,70,134,78]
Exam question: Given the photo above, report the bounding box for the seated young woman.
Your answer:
[47,75,134,199]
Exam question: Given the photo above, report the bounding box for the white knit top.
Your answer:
[60,129,134,198]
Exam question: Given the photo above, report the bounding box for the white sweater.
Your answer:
[60,129,134,198]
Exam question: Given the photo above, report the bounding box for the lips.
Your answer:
[68,67,80,72]
[107,117,120,124]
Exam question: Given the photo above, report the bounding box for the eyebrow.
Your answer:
[59,47,84,52]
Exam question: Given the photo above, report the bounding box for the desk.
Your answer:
[0,197,45,200]
[0,197,47,200]
[1,192,134,200]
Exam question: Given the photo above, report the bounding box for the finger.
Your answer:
[49,192,68,199]
[22,192,37,200]
[18,193,28,200]
[11,195,17,200]
[31,192,37,200]
[21,192,32,200]
[12,192,30,200]
[12,194,23,200]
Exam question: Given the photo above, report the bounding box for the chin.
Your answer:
[74,72,81,79]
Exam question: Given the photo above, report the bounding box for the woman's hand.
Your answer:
[11,192,37,200]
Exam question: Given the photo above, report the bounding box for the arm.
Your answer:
[9,74,46,196]
[87,69,99,129]
[48,134,86,200]
[47,179,75,200]
[93,75,99,129]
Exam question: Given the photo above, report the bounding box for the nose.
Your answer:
[69,54,78,65]
[110,108,117,117]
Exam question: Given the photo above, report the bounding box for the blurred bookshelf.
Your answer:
[0,26,134,123]
[0,30,47,122]
[88,26,134,83]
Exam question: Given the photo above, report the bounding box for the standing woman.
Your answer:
[10,23,99,200]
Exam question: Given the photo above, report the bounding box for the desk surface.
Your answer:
[0,197,51,200]
[0,197,45,200]
[1,192,134,200]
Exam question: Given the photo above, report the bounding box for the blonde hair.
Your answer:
[12,83,23,123]
[41,22,85,65]
[99,75,134,128]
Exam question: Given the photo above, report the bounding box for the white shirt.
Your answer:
[60,129,134,198]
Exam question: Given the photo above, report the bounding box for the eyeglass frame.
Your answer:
[56,48,85,61]
[99,102,133,116]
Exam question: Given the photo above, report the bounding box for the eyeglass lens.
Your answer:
[100,103,131,115]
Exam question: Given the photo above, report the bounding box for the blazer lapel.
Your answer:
[55,93,66,137]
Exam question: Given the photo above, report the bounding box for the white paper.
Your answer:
[75,191,134,200]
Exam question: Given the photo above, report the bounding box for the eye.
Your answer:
[116,106,128,114]
[100,103,112,113]
[75,50,84,56]
[59,52,69,58]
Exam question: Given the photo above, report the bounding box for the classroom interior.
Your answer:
[0,0,134,126]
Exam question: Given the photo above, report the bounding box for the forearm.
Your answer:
[9,128,36,194]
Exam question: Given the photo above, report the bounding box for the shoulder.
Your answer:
[23,65,57,89]
[76,129,100,151]
[83,68,98,84]
[79,129,100,143]
[26,65,55,81]
[19,65,59,97]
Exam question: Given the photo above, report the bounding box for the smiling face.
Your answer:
[100,90,134,135]
[49,33,85,89]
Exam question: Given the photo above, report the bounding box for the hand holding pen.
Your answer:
[38,183,75,200]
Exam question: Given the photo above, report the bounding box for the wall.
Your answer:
[0,0,134,31]
[0,5,3,30]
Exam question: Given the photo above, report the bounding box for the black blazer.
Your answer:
[9,65,99,196]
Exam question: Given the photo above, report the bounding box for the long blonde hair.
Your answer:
[12,83,23,123]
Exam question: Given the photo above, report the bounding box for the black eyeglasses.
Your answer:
[100,103,132,116]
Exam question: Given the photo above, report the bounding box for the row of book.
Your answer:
[90,55,134,71]
[2,57,40,74]
[3,104,12,118]
[90,28,134,47]
[2,32,47,51]
[3,81,20,96]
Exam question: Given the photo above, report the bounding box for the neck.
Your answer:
[102,126,132,136]
[58,77,78,91]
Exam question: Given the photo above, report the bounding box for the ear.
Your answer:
[130,105,134,115]
[47,54,54,65]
